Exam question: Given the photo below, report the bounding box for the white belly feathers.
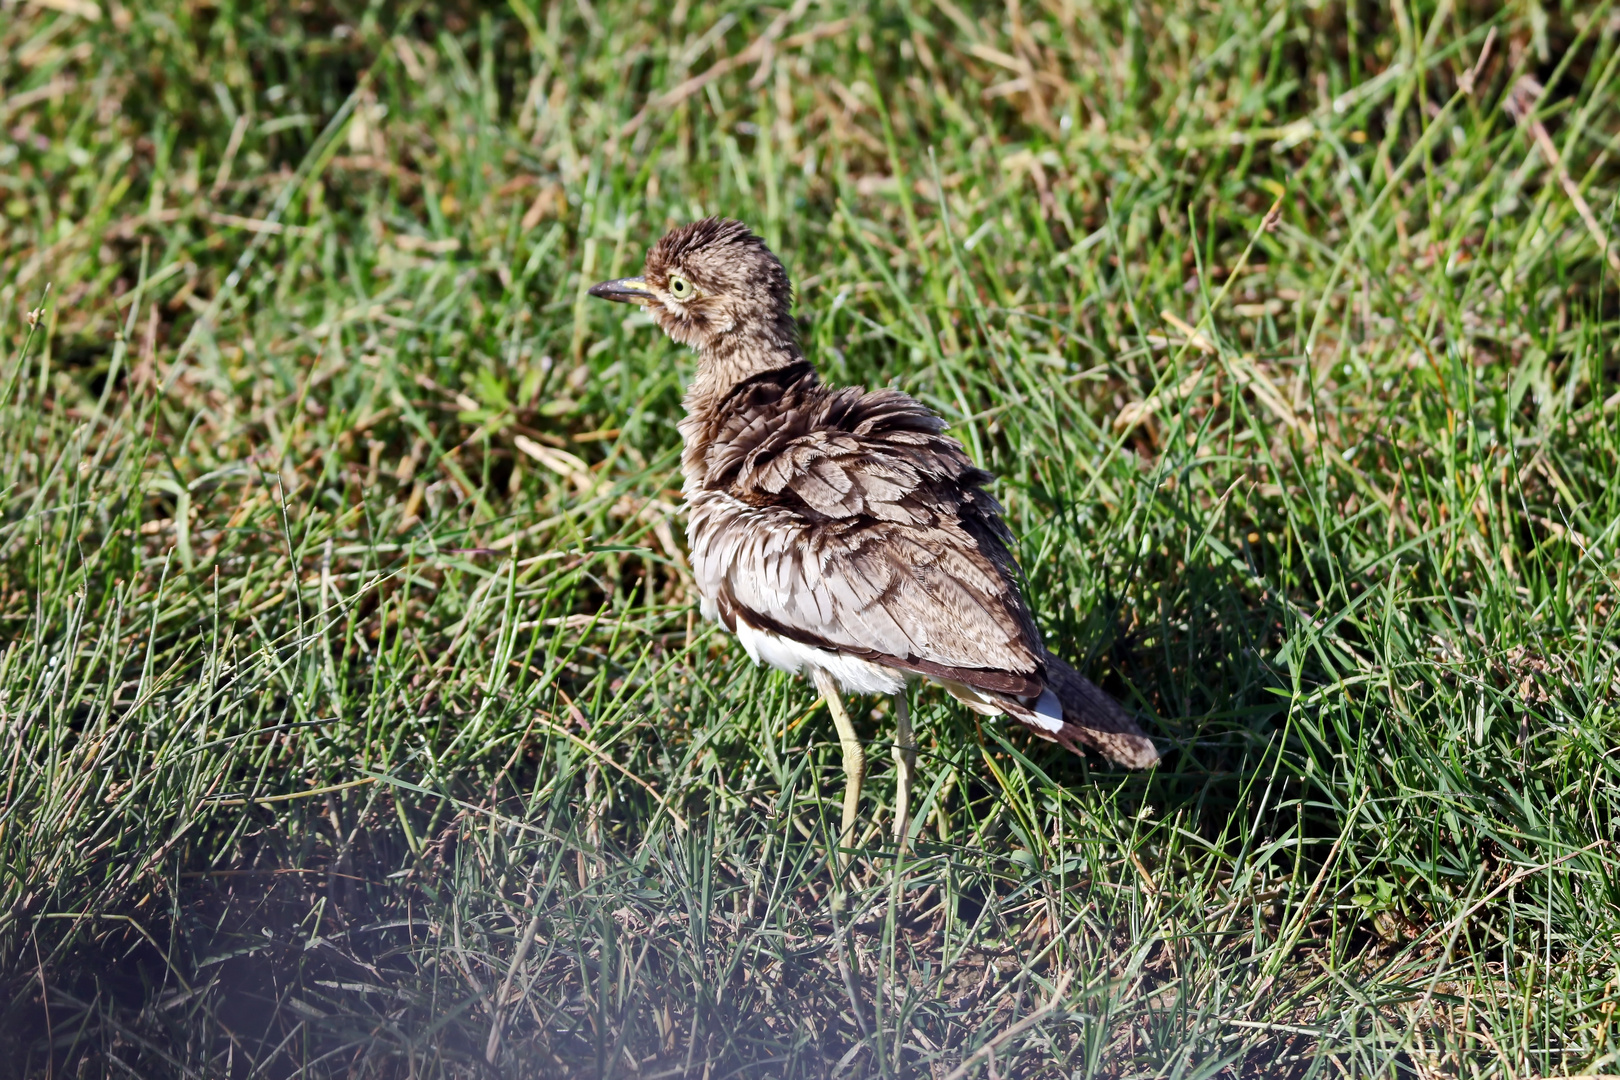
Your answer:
[734,617,906,695]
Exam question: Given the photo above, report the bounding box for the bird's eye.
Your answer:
[667,275,693,299]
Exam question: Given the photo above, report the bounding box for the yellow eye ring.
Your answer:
[668,275,693,299]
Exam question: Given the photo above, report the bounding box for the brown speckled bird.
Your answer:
[590,219,1156,867]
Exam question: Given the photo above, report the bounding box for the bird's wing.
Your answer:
[690,381,1046,694]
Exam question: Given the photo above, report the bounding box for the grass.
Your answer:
[2,0,1619,1075]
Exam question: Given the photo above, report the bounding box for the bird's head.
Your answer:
[589,218,796,356]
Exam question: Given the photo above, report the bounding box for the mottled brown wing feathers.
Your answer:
[693,368,1045,692]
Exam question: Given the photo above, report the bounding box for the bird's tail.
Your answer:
[989,652,1158,769]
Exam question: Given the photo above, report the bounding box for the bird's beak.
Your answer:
[587,276,652,304]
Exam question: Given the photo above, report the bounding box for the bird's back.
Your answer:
[680,361,1048,695]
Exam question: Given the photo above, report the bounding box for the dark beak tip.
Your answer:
[588,277,651,304]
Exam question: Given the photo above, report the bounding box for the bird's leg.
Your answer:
[812,667,864,876]
[891,692,916,851]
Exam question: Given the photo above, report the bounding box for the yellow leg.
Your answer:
[892,692,916,851]
[813,667,864,875]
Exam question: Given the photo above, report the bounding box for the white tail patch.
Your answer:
[1025,687,1064,732]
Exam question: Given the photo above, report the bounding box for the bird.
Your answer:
[589,218,1157,871]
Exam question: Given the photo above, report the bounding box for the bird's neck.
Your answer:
[678,329,817,492]
[682,326,808,420]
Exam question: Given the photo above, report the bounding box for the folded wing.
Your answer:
[691,379,1044,695]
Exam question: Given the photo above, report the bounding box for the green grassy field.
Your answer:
[3,0,1619,1075]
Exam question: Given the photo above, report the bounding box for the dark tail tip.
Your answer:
[1040,651,1159,769]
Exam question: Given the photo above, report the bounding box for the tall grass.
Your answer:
[2,0,1618,1075]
